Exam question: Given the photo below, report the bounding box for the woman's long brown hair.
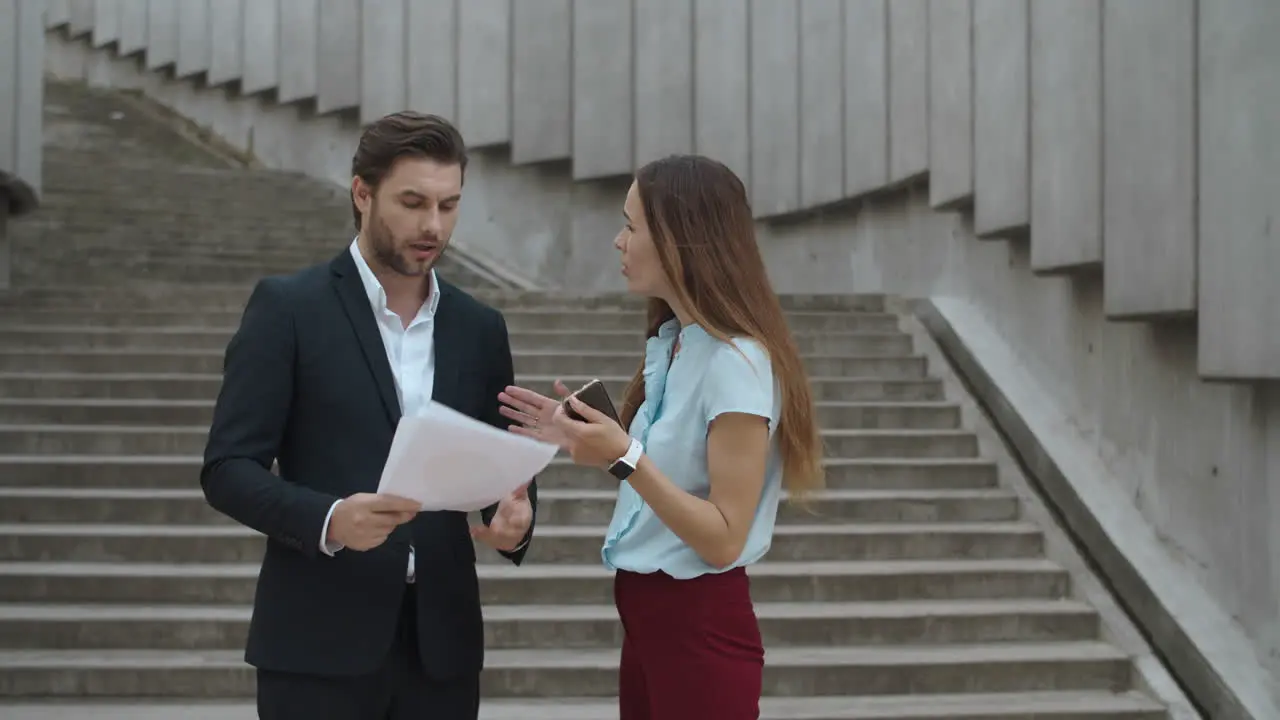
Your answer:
[617,155,825,498]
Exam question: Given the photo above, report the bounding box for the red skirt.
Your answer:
[613,567,765,720]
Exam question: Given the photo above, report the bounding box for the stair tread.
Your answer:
[0,398,956,409]
[0,423,962,431]
[0,487,1014,501]
[0,455,206,465]
[0,324,900,334]
[0,371,221,380]
[0,598,1095,622]
[0,557,1065,578]
[0,398,217,407]
[0,691,1166,719]
[0,522,1041,537]
[0,371,932,381]
[0,454,994,467]
[0,348,921,360]
[0,641,1131,667]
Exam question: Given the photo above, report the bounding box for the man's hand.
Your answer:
[471,483,533,552]
[327,493,421,551]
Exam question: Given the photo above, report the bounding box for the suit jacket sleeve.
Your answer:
[200,276,338,557]
[479,308,537,565]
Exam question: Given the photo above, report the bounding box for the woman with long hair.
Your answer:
[497,154,824,719]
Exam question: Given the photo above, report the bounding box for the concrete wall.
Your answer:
[38,1,1280,712]
[41,0,1280,382]
[0,0,46,289]
[0,0,45,209]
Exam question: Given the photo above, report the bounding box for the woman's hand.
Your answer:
[554,394,634,470]
[499,381,573,449]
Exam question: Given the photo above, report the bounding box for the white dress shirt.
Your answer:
[318,239,441,582]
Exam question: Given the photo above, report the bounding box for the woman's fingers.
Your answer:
[553,379,573,398]
[507,424,542,439]
[498,405,534,425]
[499,388,549,416]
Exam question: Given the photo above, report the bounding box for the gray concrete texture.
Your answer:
[0,80,1184,718]
[26,0,1280,715]
[0,0,45,222]
[38,0,1280,380]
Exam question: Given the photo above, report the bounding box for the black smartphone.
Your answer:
[563,378,621,425]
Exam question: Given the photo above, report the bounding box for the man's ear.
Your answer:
[351,176,372,215]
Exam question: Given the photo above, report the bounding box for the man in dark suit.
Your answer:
[200,111,537,720]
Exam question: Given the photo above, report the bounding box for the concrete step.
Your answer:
[0,338,916,367]
[0,456,999,491]
[22,206,348,229]
[0,354,228,375]
[13,261,327,288]
[0,373,945,403]
[0,325,907,352]
[35,194,350,217]
[40,158,348,187]
[0,642,1134,698]
[0,398,961,430]
[0,348,930,379]
[0,488,1019,527]
[0,599,1100,651]
[0,522,1045,564]
[9,308,907,336]
[18,211,348,234]
[0,690,1170,720]
[35,107,231,171]
[0,285,888,314]
[10,252,495,291]
[0,425,977,458]
[27,194,325,217]
[17,238,350,265]
[12,245,499,291]
[0,558,1069,605]
[0,373,224,400]
[26,252,499,287]
[17,240,337,265]
[821,429,977,458]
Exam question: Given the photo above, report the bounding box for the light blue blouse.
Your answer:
[601,318,783,580]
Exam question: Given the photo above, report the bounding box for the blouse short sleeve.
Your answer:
[702,337,777,428]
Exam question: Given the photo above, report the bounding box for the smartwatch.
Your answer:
[608,438,644,481]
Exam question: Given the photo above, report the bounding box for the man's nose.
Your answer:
[419,209,442,236]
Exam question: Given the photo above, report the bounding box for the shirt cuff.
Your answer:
[319,499,345,556]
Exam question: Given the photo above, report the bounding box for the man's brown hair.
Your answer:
[349,111,468,229]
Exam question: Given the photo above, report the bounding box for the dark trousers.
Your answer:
[255,584,480,720]
[614,567,765,720]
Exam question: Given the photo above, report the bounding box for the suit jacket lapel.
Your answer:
[330,250,402,427]
[430,281,464,412]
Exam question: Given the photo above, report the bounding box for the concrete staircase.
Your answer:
[0,81,1170,719]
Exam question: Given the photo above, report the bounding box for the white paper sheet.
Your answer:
[376,401,560,512]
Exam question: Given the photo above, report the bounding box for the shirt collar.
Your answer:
[349,237,441,318]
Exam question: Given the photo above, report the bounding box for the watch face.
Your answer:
[608,461,634,481]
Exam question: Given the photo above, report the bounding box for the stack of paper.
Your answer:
[377,401,560,512]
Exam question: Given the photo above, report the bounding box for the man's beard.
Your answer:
[367,207,440,278]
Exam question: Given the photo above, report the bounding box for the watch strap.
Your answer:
[608,438,643,480]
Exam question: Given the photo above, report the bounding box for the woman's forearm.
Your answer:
[624,454,741,568]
